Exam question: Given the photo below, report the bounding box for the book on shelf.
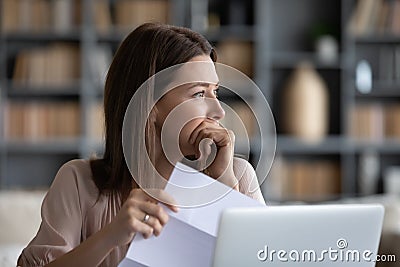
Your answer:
[2,0,80,33]
[2,0,19,32]
[377,0,390,35]
[114,0,169,32]
[378,45,400,82]
[216,40,253,78]
[349,103,400,141]
[264,156,341,202]
[349,103,384,141]
[94,0,112,34]
[348,0,400,36]
[28,49,47,86]
[4,101,80,141]
[20,0,50,32]
[290,161,341,201]
[392,0,400,35]
[13,43,80,88]
[348,0,377,36]
[385,104,400,140]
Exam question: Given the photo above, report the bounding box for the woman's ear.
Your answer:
[145,105,160,163]
[148,105,160,129]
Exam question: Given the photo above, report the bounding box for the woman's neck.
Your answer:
[154,152,176,181]
[152,129,188,180]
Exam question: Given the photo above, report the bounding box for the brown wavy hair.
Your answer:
[90,23,217,202]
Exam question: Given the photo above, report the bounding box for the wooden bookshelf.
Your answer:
[1,0,399,203]
[258,0,400,202]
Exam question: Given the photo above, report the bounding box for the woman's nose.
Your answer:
[206,97,225,121]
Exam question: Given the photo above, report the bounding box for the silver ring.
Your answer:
[143,214,150,223]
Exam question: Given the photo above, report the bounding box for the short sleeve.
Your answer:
[18,161,83,266]
[233,157,266,205]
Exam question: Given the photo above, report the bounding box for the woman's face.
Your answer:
[154,55,225,158]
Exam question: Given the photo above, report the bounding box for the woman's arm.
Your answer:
[18,159,177,267]
[43,224,116,267]
[41,188,178,267]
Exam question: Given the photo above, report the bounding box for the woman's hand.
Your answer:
[189,119,239,190]
[105,189,178,247]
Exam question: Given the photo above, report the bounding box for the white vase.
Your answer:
[282,61,329,142]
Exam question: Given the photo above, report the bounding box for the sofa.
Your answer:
[0,190,46,267]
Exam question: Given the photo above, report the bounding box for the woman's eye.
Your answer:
[193,91,205,98]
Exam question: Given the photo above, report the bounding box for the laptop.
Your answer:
[212,204,384,267]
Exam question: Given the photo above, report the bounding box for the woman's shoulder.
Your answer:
[50,159,99,203]
[232,156,257,187]
[232,156,254,176]
[55,159,93,186]
[232,156,266,205]
[59,158,92,177]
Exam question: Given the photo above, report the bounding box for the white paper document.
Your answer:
[118,162,263,267]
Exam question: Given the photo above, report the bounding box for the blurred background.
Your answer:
[0,0,399,266]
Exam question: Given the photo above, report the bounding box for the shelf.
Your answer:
[97,26,256,43]
[201,25,255,41]
[7,82,81,98]
[3,31,81,42]
[355,81,400,98]
[350,139,400,154]
[355,90,400,98]
[97,31,127,43]
[276,135,345,154]
[5,138,81,154]
[354,35,400,45]
[0,0,397,197]
[270,52,342,69]
[276,136,400,154]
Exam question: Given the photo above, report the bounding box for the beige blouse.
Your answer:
[18,158,265,267]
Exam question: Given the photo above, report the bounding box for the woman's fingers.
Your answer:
[144,215,164,237]
[122,189,180,239]
[189,122,208,144]
[141,189,179,212]
[129,216,154,239]
[138,201,169,226]
[193,128,232,158]
[122,201,165,238]
[190,121,232,146]
[112,190,178,244]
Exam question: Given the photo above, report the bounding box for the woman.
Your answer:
[18,23,265,267]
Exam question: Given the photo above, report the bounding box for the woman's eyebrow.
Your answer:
[187,82,220,89]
